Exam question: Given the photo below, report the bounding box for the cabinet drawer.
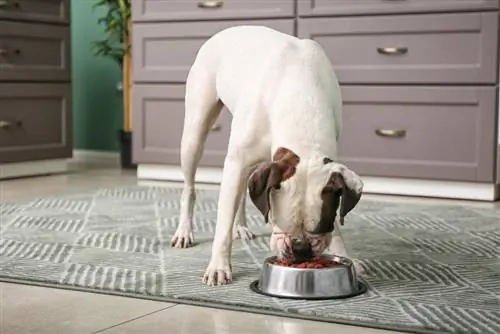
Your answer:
[0,0,69,24]
[132,0,294,22]
[133,19,294,83]
[0,84,72,163]
[338,86,497,182]
[133,84,230,167]
[0,22,70,82]
[298,12,499,84]
[298,0,499,17]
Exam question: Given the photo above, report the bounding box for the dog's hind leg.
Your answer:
[232,189,256,241]
[233,165,260,241]
[172,67,223,249]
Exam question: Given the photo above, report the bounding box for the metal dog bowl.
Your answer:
[250,255,367,300]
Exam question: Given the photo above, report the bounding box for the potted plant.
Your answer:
[91,0,135,169]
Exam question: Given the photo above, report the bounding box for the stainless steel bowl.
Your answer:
[250,255,367,300]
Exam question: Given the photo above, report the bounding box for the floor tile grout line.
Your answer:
[91,303,179,334]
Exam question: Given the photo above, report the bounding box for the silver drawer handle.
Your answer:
[375,129,406,138]
[210,123,222,132]
[377,47,408,55]
[0,0,19,8]
[198,0,223,9]
[0,120,22,129]
[0,120,12,129]
[0,48,21,56]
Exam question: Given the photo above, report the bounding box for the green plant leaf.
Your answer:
[90,0,131,66]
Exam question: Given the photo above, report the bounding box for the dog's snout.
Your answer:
[291,239,314,261]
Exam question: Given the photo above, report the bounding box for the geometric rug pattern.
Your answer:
[0,186,499,334]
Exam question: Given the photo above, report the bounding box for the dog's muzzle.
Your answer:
[272,232,315,262]
[271,230,330,262]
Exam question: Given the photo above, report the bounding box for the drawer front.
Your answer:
[338,86,497,182]
[132,0,294,22]
[133,19,294,83]
[133,84,230,167]
[0,84,72,163]
[0,0,69,24]
[298,0,499,17]
[0,22,71,82]
[298,13,499,84]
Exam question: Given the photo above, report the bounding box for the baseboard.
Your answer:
[71,149,120,168]
[137,164,499,201]
[361,176,498,202]
[0,159,68,180]
[138,164,222,184]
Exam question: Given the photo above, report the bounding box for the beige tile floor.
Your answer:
[0,167,498,334]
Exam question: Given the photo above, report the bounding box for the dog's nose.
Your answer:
[291,239,314,261]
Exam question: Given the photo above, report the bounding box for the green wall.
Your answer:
[71,0,123,151]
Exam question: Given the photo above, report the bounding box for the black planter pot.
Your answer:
[118,129,137,169]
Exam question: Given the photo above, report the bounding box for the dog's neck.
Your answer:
[271,144,336,173]
[271,120,339,164]
[269,88,340,163]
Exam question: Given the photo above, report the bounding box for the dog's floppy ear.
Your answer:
[248,147,300,222]
[323,157,363,225]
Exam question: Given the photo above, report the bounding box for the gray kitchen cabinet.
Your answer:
[298,0,499,17]
[298,12,499,85]
[0,0,69,24]
[0,21,71,82]
[338,86,497,182]
[0,0,72,166]
[133,84,232,166]
[132,0,294,22]
[131,0,499,187]
[133,19,295,83]
[0,84,72,163]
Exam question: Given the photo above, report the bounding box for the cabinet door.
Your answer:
[0,21,71,82]
[133,84,231,167]
[0,84,72,163]
[337,86,497,182]
[132,0,294,22]
[298,0,499,17]
[298,12,499,85]
[133,19,295,83]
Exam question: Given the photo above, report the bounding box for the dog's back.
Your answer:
[188,25,298,108]
[189,25,342,144]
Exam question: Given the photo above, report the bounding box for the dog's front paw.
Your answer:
[233,225,256,241]
[171,226,194,248]
[202,258,232,286]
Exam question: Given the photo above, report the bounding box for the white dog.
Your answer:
[171,26,364,286]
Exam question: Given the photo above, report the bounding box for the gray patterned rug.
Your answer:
[0,186,499,334]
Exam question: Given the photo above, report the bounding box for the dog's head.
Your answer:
[248,147,363,261]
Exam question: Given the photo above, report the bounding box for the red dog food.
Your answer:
[273,258,341,269]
